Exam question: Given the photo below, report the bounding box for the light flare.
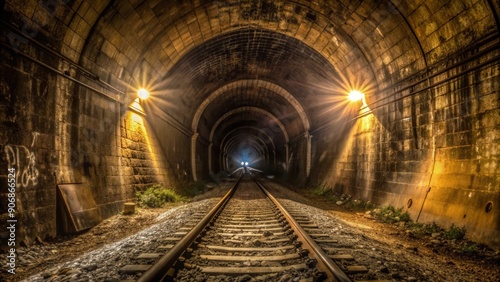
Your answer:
[348,90,364,102]
[137,88,150,99]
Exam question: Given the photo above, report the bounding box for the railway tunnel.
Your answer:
[0,0,499,262]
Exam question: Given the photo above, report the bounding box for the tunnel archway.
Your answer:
[206,106,289,176]
[150,26,343,180]
[220,126,277,170]
[191,78,312,176]
[1,0,499,249]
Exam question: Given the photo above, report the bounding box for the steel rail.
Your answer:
[137,175,242,282]
[250,174,352,282]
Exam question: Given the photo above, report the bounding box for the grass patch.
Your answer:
[372,205,411,223]
[136,185,185,208]
[408,222,442,238]
[345,199,375,211]
[405,222,467,240]
[443,224,466,240]
[458,243,480,255]
[311,186,332,196]
[313,194,493,258]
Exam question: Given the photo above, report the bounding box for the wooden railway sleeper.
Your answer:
[134,175,353,282]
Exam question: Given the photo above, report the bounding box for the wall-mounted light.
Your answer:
[138,88,150,100]
[348,90,367,108]
[129,87,149,115]
[348,90,363,101]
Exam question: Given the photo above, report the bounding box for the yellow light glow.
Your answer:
[137,88,150,99]
[348,90,364,101]
[130,112,144,125]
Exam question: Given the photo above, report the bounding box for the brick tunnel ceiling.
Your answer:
[73,0,497,161]
[163,28,337,139]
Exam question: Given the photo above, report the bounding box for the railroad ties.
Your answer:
[194,215,305,275]
[118,174,377,281]
[284,207,370,275]
[173,179,321,281]
[118,211,208,276]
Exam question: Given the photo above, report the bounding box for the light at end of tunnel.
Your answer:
[241,161,244,166]
[138,88,150,100]
[245,162,249,166]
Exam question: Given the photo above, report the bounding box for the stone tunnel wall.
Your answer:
[288,137,308,187]
[309,37,500,248]
[0,45,59,245]
[146,113,193,184]
[195,139,209,181]
[0,49,184,245]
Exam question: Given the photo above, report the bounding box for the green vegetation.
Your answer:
[311,186,337,198]
[308,186,485,254]
[402,222,467,241]
[307,185,499,260]
[136,180,209,208]
[136,185,185,208]
[346,199,375,211]
[458,242,480,255]
[372,205,411,223]
[443,224,466,240]
[305,185,498,260]
[407,222,443,238]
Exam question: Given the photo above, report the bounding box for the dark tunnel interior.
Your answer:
[0,0,499,256]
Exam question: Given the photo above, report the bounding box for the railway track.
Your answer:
[119,172,367,281]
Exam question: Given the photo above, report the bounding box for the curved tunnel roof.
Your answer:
[2,0,500,249]
[5,0,498,167]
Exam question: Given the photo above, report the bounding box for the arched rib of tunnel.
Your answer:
[221,127,277,170]
[0,0,499,250]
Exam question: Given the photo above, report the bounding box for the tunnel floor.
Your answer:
[10,183,500,282]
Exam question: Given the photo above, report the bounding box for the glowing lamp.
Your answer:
[348,90,364,101]
[138,88,150,100]
[245,162,248,166]
[241,162,244,166]
[348,90,368,108]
